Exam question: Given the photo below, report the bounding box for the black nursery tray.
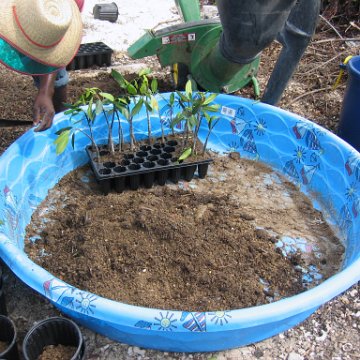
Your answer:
[86,139,213,194]
[66,42,113,71]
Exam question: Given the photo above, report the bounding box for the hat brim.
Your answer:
[0,38,59,75]
[0,0,82,68]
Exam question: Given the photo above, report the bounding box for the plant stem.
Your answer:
[129,118,134,151]
[102,109,115,155]
[202,119,219,155]
[78,129,100,159]
[84,113,98,155]
[146,106,152,145]
[192,113,202,155]
[115,110,123,152]
[158,110,165,143]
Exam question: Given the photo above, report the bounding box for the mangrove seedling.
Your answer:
[171,80,220,159]
[98,92,126,153]
[138,68,159,145]
[111,69,147,151]
[54,87,103,157]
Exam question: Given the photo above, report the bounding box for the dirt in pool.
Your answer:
[24,153,344,312]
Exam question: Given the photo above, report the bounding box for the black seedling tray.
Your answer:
[86,139,213,194]
[67,42,113,70]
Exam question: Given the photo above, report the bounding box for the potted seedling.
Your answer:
[54,73,221,193]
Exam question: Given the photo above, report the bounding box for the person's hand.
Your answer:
[33,92,55,132]
[33,72,57,132]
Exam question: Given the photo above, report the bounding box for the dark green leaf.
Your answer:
[131,98,143,117]
[54,126,72,135]
[111,69,127,88]
[127,83,138,95]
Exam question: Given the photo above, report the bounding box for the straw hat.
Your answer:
[0,0,82,75]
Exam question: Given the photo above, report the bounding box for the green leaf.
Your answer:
[144,101,152,112]
[95,99,103,115]
[151,95,159,111]
[139,68,151,77]
[151,78,158,93]
[131,98,143,117]
[116,97,129,107]
[141,76,149,87]
[71,132,76,149]
[140,82,148,95]
[185,79,193,97]
[169,92,175,106]
[54,126,72,136]
[203,104,220,112]
[175,90,190,103]
[62,102,73,109]
[204,112,211,124]
[100,92,115,102]
[178,147,192,161]
[54,129,70,155]
[119,107,130,120]
[202,93,218,105]
[170,113,184,128]
[87,98,94,120]
[191,102,202,115]
[111,69,127,88]
[188,114,198,128]
[127,83,138,96]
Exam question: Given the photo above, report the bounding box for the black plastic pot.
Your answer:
[66,42,113,70]
[86,139,213,194]
[0,315,19,360]
[0,263,7,315]
[93,2,119,22]
[198,163,210,179]
[22,317,85,360]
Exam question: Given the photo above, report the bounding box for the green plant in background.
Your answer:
[171,79,220,160]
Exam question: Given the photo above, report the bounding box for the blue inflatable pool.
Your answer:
[0,93,359,352]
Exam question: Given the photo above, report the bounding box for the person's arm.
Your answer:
[33,73,56,131]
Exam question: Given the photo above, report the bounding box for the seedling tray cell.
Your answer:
[67,42,113,70]
[86,140,213,194]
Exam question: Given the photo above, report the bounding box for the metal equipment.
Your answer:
[128,0,321,105]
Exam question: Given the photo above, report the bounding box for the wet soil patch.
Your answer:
[25,155,344,312]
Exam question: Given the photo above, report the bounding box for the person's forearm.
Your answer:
[38,73,56,97]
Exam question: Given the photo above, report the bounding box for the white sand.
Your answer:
[81,0,181,52]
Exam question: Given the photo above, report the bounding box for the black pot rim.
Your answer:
[0,315,17,357]
[22,316,84,360]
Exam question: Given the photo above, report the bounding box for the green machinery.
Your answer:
[128,0,321,105]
